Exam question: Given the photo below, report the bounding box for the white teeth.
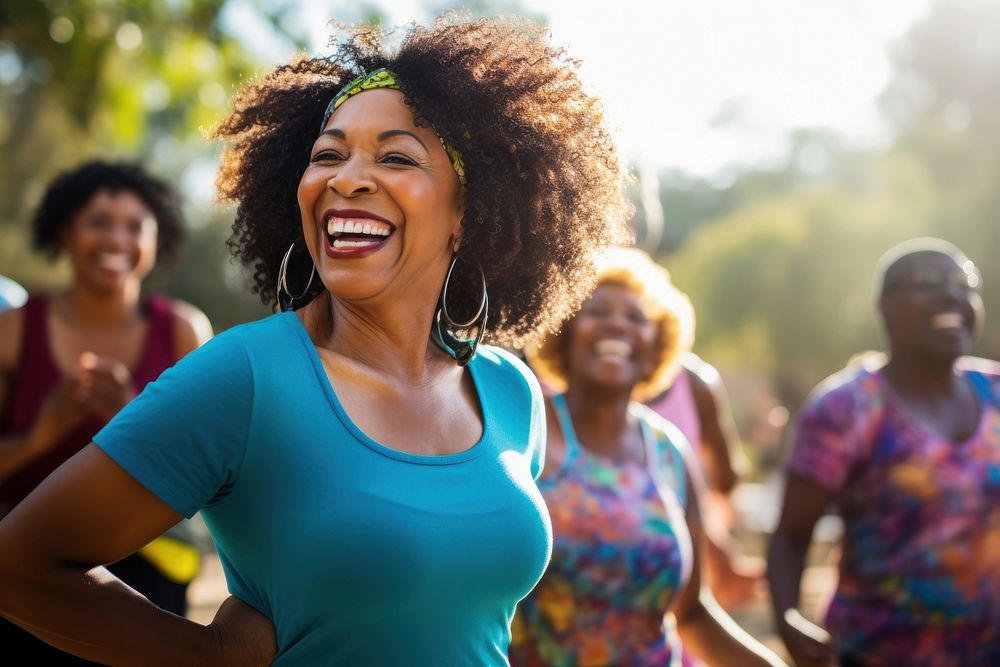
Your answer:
[594,339,632,358]
[931,312,964,329]
[332,238,381,249]
[325,217,391,237]
[97,253,131,270]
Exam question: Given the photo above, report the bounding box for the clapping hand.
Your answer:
[76,352,137,422]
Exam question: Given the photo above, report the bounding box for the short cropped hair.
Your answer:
[31,160,185,264]
[873,237,976,298]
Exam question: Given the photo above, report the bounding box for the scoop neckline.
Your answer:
[872,366,988,449]
[546,393,653,476]
[284,311,492,465]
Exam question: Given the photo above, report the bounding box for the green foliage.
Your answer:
[0,0,268,328]
[2,0,998,419]
[663,0,1000,421]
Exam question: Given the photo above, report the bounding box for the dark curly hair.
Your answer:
[31,160,185,264]
[213,14,632,348]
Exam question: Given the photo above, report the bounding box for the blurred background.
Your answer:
[2,0,998,650]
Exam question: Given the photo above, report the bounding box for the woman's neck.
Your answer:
[61,281,142,328]
[302,290,453,383]
[563,383,634,458]
[882,352,961,399]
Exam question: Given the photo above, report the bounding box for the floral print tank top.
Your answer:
[511,395,693,667]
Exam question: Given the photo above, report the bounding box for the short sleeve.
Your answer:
[525,369,546,481]
[478,346,547,481]
[787,379,866,492]
[93,329,254,518]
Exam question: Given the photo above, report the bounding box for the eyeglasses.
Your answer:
[892,262,981,294]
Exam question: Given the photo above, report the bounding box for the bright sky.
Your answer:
[225,0,932,176]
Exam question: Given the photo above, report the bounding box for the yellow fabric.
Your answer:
[321,68,467,186]
[137,535,202,584]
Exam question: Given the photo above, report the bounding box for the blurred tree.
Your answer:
[661,0,1000,424]
[880,0,1000,356]
[0,0,284,327]
[666,153,938,411]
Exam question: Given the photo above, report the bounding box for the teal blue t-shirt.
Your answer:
[94,312,552,666]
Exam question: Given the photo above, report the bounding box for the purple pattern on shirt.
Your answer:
[788,358,1000,666]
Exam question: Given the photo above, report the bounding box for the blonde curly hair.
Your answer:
[526,247,695,402]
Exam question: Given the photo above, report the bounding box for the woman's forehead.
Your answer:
[321,88,418,134]
[893,251,962,277]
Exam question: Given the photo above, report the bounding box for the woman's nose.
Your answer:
[602,311,631,333]
[327,155,377,196]
[103,223,133,249]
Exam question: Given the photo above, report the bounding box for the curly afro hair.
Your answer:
[213,13,632,348]
[31,160,185,264]
[526,247,695,402]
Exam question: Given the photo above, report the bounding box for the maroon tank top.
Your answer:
[0,294,176,508]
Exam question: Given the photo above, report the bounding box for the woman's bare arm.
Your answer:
[0,444,273,666]
[767,473,838,667]
[672,441,786,667]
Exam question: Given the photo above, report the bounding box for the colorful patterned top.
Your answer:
[510,394,693,667]
[788,357,1000,666]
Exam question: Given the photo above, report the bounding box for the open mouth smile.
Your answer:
[323,210,396,258]
[96,252,133,272]
[930,311,965,330]
[593,338,633,359]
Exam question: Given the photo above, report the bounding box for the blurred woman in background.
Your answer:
[512,247,784,667]
[0,160,212,664]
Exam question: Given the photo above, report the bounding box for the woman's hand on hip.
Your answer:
[210,595,277,666]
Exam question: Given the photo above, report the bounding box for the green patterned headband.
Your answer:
[320,68,466,186]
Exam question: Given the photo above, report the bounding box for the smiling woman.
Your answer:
[514,247,785,667]
[0,160,214,664]
[768,238,1000,666]
[0,13,631,667]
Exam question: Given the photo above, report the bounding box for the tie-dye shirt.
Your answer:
[788,357,1000,666]
[510,396,693,667]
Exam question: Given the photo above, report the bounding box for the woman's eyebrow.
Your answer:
[318,128,346,140]
[377,129,428,150]
[317,128,428,151]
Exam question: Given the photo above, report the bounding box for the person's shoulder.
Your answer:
[475,344,532,378]
[178,311,296,363]
[156,296,215,354]
[631,402,694,456]
[0,301,26,372]
[958,355,1000,380]
[475,345,543,400]
[0,301,25,333]
[797,354,885,426]
[681,352,720,387]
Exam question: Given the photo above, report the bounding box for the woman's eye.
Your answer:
[381,153,417,166]
[311,150,343,163]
